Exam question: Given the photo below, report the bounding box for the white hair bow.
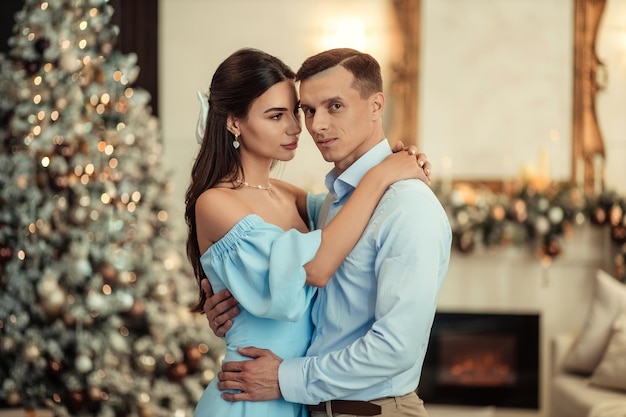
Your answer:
[196,90,209,144]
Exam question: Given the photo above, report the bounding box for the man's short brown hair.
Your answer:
[296,48,383,98]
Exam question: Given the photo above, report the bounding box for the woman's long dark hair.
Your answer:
[185,48,295,312]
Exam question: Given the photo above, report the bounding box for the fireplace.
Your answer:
[418,311,540,409]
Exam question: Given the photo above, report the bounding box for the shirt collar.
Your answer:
[324,139,392,200]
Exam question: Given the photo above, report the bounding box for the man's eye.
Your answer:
[303,108,315,117]
[330,103,342,111]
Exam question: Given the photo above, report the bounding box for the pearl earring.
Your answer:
[233,134,240,149]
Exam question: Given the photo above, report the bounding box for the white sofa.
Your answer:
[549,270,626,417]
[551,333,626,417]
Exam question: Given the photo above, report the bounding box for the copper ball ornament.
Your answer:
[47,358,63,376]
[166,362,188,382]
[66,390,86,413]
[543,238,561,258]
[611,225,626,245]
[0,244,13,263]
[99,262,118,284]
[6,390,21,406]
[184,345,203,369]
[591,207,607,225]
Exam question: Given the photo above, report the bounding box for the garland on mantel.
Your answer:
[433,180,626,282]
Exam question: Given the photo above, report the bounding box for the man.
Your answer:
[205,48,451,417]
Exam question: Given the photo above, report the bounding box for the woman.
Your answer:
[185,48,429,417]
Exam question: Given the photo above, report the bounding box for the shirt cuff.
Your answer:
[279,356,314,404]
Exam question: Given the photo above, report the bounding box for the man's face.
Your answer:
[299,66,382,173]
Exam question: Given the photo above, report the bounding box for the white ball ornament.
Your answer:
[537,197,550,213]
[548,206,565,224]
[116,291,134,311]
[136,354,156,373]
[86,292,107,313]
[21,343,41,363]
[59,51,81,72]
[37,274,60,295]
[534,216,550,235]
[40,287,67,317]
[74,258,93,278]
[0,336,17,353]
[75,354,93,373]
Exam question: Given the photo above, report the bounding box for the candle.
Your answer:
[538,147,550,180]
[593,154,604,195]
[441,156,452,194]
[576,157,585,191]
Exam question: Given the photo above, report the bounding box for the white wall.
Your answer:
[420,0,574,182]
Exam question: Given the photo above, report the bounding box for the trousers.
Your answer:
[309,392,428,417]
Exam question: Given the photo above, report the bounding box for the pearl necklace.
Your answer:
[235,179,272,190]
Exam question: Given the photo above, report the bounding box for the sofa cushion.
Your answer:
[552,373,626,417]
[590,313,626,391]
[589,401,626,417]
[562,270,626,374]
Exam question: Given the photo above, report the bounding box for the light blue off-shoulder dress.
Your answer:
[193,194,325,417]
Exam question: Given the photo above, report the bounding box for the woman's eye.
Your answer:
[271,114,282,120]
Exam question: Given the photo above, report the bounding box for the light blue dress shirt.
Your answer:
[279,139,452,405]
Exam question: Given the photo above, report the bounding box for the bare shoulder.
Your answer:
[195,188,254,247]
[271,178,306,201]
[270,179,310,225]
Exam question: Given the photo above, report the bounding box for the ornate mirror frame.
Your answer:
[573,0,607,193]
[389,0,607,193]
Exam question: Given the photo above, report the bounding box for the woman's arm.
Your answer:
[291,143,431,225]
[304,150,424,287]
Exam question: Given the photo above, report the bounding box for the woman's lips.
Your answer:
[282,141,298,150]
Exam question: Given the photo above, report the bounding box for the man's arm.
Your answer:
[202,279,239,337]
[218,347,283,401]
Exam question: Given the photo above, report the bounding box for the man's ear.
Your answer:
[226,115,240,137]
[370,92,385,120]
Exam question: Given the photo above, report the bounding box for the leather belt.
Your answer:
[307,399,382,416]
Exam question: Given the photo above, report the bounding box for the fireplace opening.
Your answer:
[418,311,540,409]
[439,333,517,387]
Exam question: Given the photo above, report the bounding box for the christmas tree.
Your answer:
[0,1,224,416]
